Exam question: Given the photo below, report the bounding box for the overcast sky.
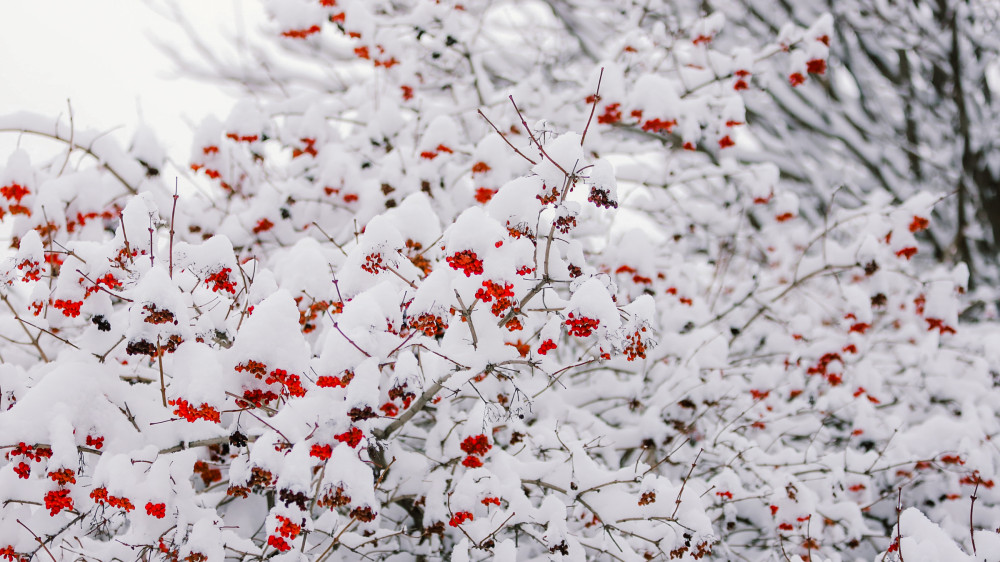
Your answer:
[0,1,245,162]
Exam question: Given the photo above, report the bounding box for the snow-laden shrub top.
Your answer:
[0,1,997,561]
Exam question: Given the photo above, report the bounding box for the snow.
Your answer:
[0,2,995,561]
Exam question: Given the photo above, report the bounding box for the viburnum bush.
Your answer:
[1,1,999,560]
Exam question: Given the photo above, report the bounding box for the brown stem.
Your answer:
[157,337,167,407]
[119,210,134,264]
[0,126,138,194]
[671,449,703,519]
[580,67,604,146]
[17,518,57,562]
[1,294,49,362]
[316,517,358,562]
[498,277,549,328]
[373,368,465,440]
[509,96,570,177]
[970,479,979,555]
[333,323,371,357]
[57,99,74,177]
[477,109,537,166]
[454,291,479,349]
[148,220,156,268]
[16,317,79,350]
[896,487,905,562]
[76,270,133,302]
[170,179,178,279]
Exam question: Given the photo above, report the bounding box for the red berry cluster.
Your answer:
[239,388,279,408]
[310,444,333,460]
[235,360,267,377]
[0,183,31,217]
[169,398,221,423]
[641,118,676,134]
[733,69,751,90]
[789,58,826,88]
[335,427,364,448]
[622,328,648,361]
[6,442,52,462]
[296,297,335,333]
[52,299,83,318]
[90,487,136,511]
[268,515,302,552]
[225,133,260,143]
[316,370,353,388]
[282,25,321,39]
[596,103,622,125]
[926,318,957,335]
[292,137,318,158]
[537,338,557,355]
[83,273,123,297]
[361,252,386,274]
[44,489,74,516]
[587,187,618,209]
[15,259,40,283]
[408,313,447,337]
[48,468,76,486]
[380,402,399,417]
[460,434,491,468]
[264,368,307,398]
[204,267,237,293]
[806,352,843,386]
[449,511,473,527]
[461,434,491,456]
[565,313,600,337]
[446,250,483,277]
[474,187,497,204]
[475,280,516,317]
[909,215,929,233]
[145,502,167,519]
[253,218,275,234]
[193,460,223,486]
[420,144,454,160]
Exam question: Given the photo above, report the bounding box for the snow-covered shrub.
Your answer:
[0,1,997,561]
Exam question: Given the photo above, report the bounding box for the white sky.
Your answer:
[0,1,245,163]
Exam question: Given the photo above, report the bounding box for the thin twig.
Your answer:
[16,317,80,350]
[480,511,516,548]
[17,518,57,562]
[333,323,371,358]
[119,210,133,263]
[509,96,570,177]
[169,178,178,278]
[157,337,167,408]
[896,487,905,562]
[970,478,979,555]
[454,291,478,349]
[385,265,417,289]
[1,295,49,362]
[0,126,138,194]
[310,222,349,256]
[498,278,549,328]
[315,517,358,562]
[477,109,537,165]
[76,270,133,302]
[57,99,74,177]
[148,217,156,268]
[374,375,449,440]
[671,449,703,519]
[580,67,604,146]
